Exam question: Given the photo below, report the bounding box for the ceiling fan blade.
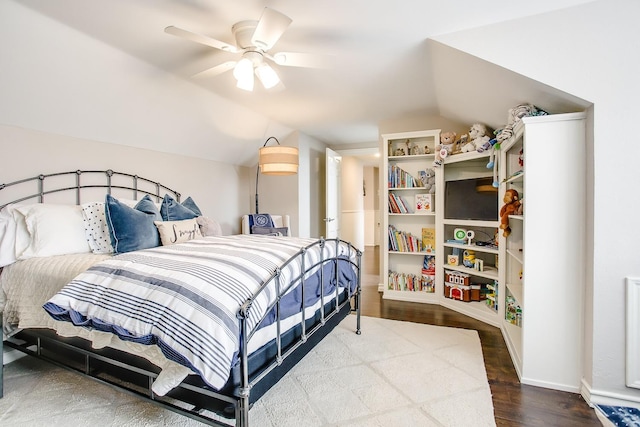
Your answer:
[192,61,237,78]
[267,52,332,69]
[165,26,238,53]
[251,7,292,51]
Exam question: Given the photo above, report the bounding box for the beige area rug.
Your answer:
[0,315,495,426]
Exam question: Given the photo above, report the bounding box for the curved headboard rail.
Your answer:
[0,169,181,209]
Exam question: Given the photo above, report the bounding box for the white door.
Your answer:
[325,148,341,238]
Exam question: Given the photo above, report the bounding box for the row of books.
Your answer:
[388,225,423,252]
[388,164,422,188]
[388,193,411,213]
[388,270,435,292]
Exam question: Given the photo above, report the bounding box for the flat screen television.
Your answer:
[444,178,498,221]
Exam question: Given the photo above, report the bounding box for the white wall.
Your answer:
[0,125,248,234]
[434,0,640,407]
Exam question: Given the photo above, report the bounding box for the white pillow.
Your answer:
[81,201,114,254]
[196,216,223,236]
[17,204,91,259]
[0,204,30,267]
[154,218,202,246]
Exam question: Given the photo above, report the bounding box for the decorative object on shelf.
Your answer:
[474,259,484,271]
[464,123,492,153]
[444,270,482,302]
[505,294,522,326]
[499,189,521,237]
[462,249,476,268]
[495,103,549,145]
[447,254,459,266]
[423,145,431,154]
[485,281,498,311]
[433,131,458,167]
[255,136,299,213]
[454,228,467,241]
[418,168,436,193]
[465,229,475,245]
[455,133,470,152]
[421,255,436,293]
[415,193,433,213]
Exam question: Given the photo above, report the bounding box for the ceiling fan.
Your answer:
[165,7,316,91]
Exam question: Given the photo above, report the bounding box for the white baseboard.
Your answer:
[581,378,640,409]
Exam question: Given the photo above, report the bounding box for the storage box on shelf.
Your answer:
[498,112,586,393]
[382,129,440,303]
[436,149,501,326]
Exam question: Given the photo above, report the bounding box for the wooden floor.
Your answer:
[359,246,601,427]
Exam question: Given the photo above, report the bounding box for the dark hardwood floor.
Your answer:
[359,246,601,427]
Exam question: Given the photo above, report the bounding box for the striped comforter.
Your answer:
[43,235,357,390]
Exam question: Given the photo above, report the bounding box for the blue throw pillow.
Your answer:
[105,194,162,254]
[182,196,202,216]
[160,194,201,221]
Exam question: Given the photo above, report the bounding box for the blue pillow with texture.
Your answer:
[160,194,201,221]
[105,194,162,254]
[182,196,202,216]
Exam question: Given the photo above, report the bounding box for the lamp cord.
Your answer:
[255,137,280,214]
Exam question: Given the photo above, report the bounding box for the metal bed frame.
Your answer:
[0,169,362,427]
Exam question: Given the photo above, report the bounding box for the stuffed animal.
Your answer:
[497,103,548,144]
[433,131,457,167]
[419,168,436,193]
[456,133,475,153]
[500,189,521,237]
[463,124,490,153]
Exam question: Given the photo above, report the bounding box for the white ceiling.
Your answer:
[18,0,594,146]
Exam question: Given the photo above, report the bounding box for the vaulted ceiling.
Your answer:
[18,0,594,146]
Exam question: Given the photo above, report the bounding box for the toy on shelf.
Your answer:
[499,189,521,237]
[485,280,499,311]
[462,123,491,153]
[418,168,436,193]
[433,131,458,167]
[444,270,483,302]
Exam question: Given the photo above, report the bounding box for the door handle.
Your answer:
[323,218,335,222]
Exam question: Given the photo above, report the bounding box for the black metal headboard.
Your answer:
[0,169,181,209]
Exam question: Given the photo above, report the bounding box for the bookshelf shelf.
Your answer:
[382,129,441,302]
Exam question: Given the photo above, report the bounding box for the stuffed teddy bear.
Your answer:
[500,189,521,237]
[433,131,457,167]
[419,168,436,193]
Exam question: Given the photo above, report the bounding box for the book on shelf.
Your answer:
[421,228,436,253]
[388,193,411,213]
[388,225,422,252]
[388,164,421,189]
[388,270,435,293]
[414,193,433,213]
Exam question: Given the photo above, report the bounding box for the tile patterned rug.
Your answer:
[596,405,640,427]
[0,315,495,426]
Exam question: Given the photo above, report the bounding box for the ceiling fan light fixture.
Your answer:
[236,74,254,91]
[255,63,280,89]
[233,57,253,81]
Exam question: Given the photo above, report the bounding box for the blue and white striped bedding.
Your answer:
[43,235,357,391]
